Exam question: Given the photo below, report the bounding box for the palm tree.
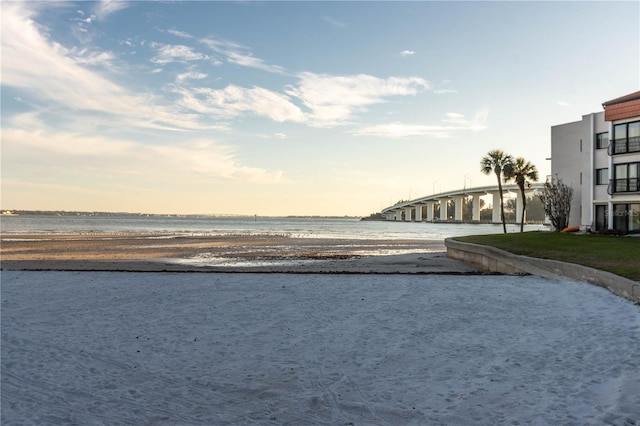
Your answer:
[504,157,539,232]
[480,149,513,233]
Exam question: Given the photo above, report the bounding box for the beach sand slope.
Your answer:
[2,271,639,425]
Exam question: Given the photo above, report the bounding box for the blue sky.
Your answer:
[2,1,638,216]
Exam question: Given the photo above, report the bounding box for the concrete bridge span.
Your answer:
[381,183,546,223]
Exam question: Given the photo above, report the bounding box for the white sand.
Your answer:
[2,271,639,425]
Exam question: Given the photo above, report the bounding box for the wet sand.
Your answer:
[0,233,480,274]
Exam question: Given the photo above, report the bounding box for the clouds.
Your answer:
[200,37,287,74]
[1,2,202,131]
[151,43,209,64]
[354,108,489,139]
[286,73,430,126]
[149,31,438,129]
[175,85,306,123]
[169,73,431,128]
[1,1,493,215]
[93,0,128,20]
[2,126,282,185]
[2,2,468,138]
[175,71,208,83]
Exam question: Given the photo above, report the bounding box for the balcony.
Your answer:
[608,136,640,155]
[608,178,640,195]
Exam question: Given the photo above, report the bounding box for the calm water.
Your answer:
[0,214,547,241]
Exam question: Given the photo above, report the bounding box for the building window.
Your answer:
[595,205,607,231]
[596,132,608,149]
[612,120,640,154]
[611,162,640,193]
[613,204,640,234]
[596,168,608,185]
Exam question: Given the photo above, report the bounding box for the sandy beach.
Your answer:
[2,271,639,425]
[0,233,478,274]
[2,234,639,424]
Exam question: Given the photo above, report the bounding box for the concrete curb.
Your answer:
[445,238,640,304]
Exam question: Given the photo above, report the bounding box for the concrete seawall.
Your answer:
[445,238,640,304]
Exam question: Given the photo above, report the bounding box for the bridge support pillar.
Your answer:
[425,201,434,221]
[454,196,464,221]
[405,207,413,222]
[415,205,423,221]
[472,194,481,221]
[491,191,501,223]
[438,199,448,221]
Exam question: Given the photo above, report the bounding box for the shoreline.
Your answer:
[0,233,479,274]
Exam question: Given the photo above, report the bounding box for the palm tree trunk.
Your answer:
[519,186,526,232]
[497,179,507,233]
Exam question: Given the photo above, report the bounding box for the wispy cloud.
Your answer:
[173,72,431,127]
[175,71,208,83]
[70,48,116,67]
[353,108,489,139]
[168,29,193,39]
[442,108,489,131]
[93,0,129,20]
[0,3,209,131]
[286,73,430,126]
[226,51,287,74]
[151,43,209,64]
[433,89,458,94]
[200,37,287,74]
[3,127,283,184]
[432,79,457,94]
[323,16,346,28]
[174,85,306,123]
[556,100,571,107]
[353,122,453,139]
[400,50,415,57]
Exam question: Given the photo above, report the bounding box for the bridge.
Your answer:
[381,183,546,223]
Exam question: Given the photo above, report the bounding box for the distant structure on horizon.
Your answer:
[551,90,640,234]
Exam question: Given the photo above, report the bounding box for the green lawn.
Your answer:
[454,232,640,282]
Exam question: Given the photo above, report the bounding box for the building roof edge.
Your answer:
[602,90,640,107]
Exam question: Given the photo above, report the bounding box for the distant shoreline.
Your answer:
[0,210,364,219]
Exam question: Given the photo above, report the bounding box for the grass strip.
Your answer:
[454,232,640,282]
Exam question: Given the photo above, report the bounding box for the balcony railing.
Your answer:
[608,178,640,195]
[608,137,640,155]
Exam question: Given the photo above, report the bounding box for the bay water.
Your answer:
[0,214,547,241]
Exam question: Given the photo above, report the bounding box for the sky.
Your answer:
[2,1,639,216]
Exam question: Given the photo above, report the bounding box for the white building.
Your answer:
[551,91,640,233]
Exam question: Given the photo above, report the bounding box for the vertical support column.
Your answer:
[405,207,413,222]
[472,194,481,222]
[454,196,464,221]
[425,201,434,222]
[607,202,614,229]
[415,205,423,221]
[439,199,448,221]
[516,192,524,224]
[492,191,501,224]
